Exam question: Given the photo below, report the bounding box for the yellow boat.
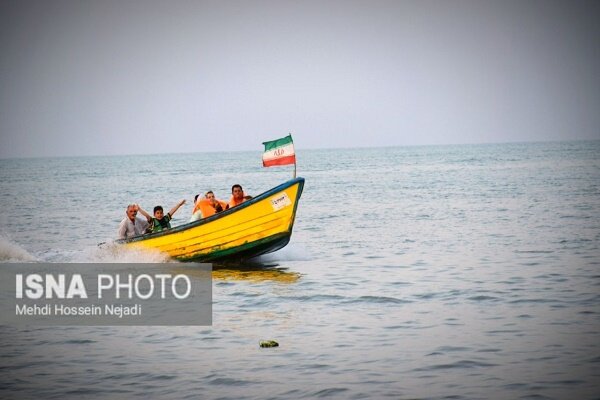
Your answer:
[118,177,305,262]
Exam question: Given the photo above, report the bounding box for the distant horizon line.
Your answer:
[0,138,598,161]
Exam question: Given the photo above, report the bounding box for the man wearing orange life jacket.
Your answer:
[226,184,252,209]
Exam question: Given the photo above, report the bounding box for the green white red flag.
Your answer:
[262,134,296,167]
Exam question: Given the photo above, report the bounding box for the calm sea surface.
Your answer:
[1,141,599,399]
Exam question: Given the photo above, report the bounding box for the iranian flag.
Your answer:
[262,134,296,167]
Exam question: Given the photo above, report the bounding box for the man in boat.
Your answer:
[137,199,186,233]
[117,204,151,239]
[226,184,252,209]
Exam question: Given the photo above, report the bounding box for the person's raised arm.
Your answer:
[135,204,152,222]
[169,199,186,217]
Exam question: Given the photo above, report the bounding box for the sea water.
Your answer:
[0,141,599,399]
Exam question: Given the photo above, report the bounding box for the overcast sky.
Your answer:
[0,0,599,158]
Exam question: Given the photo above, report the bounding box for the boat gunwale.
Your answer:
[117,177,305,244]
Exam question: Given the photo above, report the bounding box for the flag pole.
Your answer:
[290,132,296,179]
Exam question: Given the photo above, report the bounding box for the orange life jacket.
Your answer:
[194,198,227,218]
[227,195,246,209]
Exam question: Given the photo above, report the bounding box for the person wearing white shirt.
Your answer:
[117,204,150,239]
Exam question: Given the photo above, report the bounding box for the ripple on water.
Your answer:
[56,339,97,345]
[208,377,254,386]
[413,360,498,372]
[311,387,349,398]
[467,295,500,301]
[343,295,412,305]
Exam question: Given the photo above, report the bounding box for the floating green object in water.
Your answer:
[259,340,279,348]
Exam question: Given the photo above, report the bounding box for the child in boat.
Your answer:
[138,199,186,233]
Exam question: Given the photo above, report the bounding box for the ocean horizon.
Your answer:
[2,138,597,160]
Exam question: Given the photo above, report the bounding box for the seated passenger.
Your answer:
[191,191,227,220]
[226,184,249,209]
[190,194,202,222]
[138,199,186,233]
[205,191,227,215]
[117,203,151,239]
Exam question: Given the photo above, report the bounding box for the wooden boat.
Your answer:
[118,177,305,262]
